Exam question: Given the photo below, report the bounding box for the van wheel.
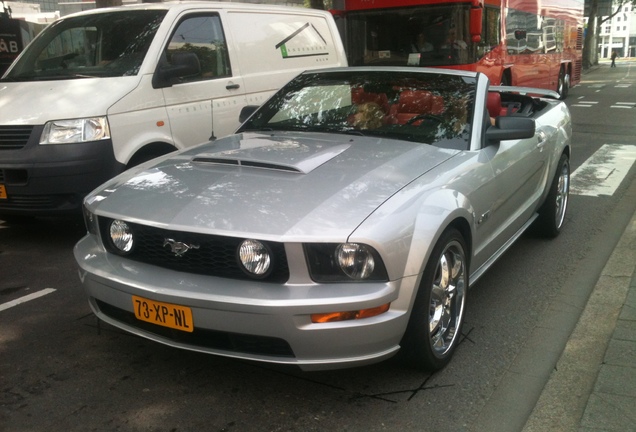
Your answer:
[401,228,468,371]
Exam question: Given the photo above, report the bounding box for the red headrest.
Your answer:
[487,92,502,118]
[396,90,432,113]
[352,88,389,113]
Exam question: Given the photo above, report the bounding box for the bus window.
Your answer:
[478,7,500,57]
[345,4,476,67]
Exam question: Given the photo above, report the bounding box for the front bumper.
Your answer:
[0,126,123,216]
[74,234,415,371]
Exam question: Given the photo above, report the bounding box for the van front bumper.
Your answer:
[0,128,123,216]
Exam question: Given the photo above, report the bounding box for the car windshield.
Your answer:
[1,10,167,81]
[239,70,476,149]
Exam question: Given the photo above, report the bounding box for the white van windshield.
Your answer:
[2,10,167,81]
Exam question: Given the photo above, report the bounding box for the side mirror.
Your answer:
[152,52,201,89]
[469,8,482,43]
[239,105,259,123]
[486,117,535,143]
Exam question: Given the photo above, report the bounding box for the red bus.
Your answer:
[332,0,584,99]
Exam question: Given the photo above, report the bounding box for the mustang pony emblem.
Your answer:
[163,238,200,257]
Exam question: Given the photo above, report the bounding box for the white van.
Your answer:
[0,2,347,216]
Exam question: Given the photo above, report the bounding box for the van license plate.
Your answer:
[0,184,6,199]
[132,295,194,332]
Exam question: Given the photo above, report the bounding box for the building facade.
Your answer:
[598,3,635,58]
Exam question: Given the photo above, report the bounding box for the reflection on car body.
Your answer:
[75,67,571,371]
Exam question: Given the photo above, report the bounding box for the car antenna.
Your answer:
[209,102,216,141]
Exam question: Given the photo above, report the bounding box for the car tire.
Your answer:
[536,153,570,237]
[401,228,468,371]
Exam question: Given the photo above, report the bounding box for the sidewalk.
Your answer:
[522,67,636,431]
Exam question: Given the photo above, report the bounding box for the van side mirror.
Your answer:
[152,52,201,89]
[486,117,535,143]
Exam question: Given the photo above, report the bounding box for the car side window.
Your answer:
[165,14,231,83]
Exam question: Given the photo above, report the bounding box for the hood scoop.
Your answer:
[192,157,303,173]
[191,139,351,174]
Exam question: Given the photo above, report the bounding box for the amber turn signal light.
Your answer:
[311,303,390,323]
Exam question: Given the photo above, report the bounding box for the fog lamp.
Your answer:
[109,220,134,253]
[238,239,271,276]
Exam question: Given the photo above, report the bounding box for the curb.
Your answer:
[522,186,636,430]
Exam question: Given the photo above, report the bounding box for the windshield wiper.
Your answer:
[4,72,101,81]
[342,129,366,136]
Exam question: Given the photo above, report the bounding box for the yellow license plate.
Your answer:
[0,184,6,199]
[132,295,194,332]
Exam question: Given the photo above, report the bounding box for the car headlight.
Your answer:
[109,219,134,254]
[305,243,388,282]
[336,243,376,279]
[238,239,272,277]
[40,117,110,144]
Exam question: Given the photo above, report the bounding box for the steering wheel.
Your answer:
[405,114,444,126]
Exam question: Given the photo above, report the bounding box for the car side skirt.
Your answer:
[469,212,539,286]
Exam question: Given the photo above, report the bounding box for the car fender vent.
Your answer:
[191,157,302,173]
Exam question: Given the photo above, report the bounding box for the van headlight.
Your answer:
[40,117,110,144]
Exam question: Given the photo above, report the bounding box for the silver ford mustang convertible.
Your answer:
[75,67,571,371]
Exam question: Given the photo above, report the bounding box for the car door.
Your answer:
[487,119,551,244]
[160,12,245,147]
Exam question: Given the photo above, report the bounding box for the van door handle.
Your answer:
[226,82,240,90]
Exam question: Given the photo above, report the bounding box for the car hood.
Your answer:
[0,77,140,125]
[89,132,459,241]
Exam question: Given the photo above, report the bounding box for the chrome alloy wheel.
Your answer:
[554,159,570,230]
[428,240,467,357]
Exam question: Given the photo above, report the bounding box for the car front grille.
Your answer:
[96,300,295,358]
[0,126,34,150]
[98,217,290,283]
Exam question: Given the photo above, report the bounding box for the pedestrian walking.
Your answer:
[611,50,618,67]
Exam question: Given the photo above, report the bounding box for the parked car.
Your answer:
[74,67,571,371]
[0,1,347,217]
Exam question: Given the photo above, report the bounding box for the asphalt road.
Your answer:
[1,64,635,432]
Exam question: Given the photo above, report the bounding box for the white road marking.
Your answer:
[571,144,636,197]
[0,288,57,312]
[615,102,636,106]
[611,105,633,109]
[571,101,597,108]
